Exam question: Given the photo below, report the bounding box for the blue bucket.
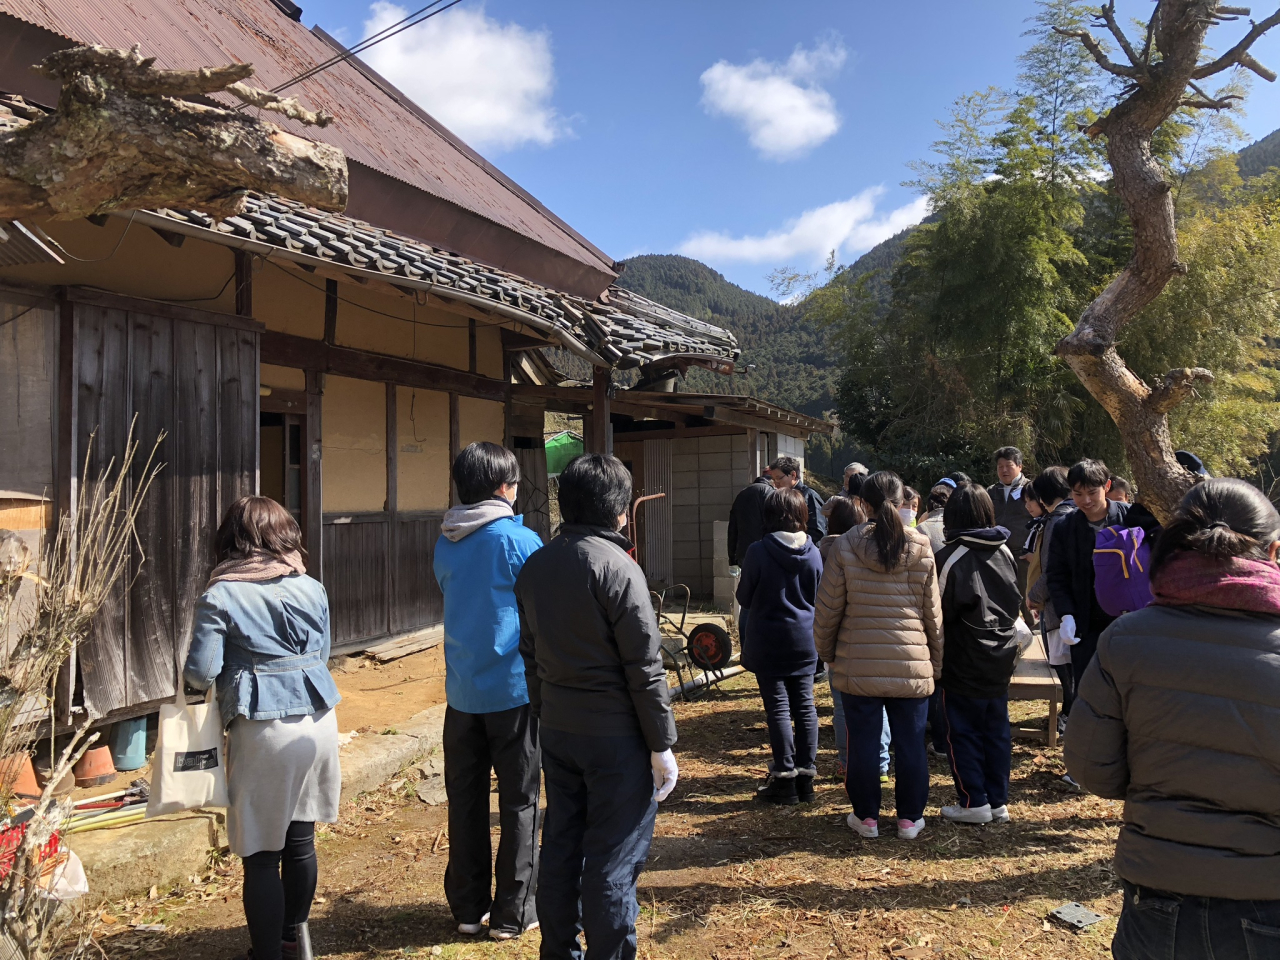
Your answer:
[109,717,148,771]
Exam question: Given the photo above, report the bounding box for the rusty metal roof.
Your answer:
[0,0,618,288]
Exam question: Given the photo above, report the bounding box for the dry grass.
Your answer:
[92,673,1123,959]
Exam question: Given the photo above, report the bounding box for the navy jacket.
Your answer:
[735,533,823,677]
[728,476,772,566]
[935,527,1022,699]
[796,482,828,541]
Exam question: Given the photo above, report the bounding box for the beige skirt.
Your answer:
[225,708,341,858]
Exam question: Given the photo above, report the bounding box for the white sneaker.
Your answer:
[990,805,1010,823]
[847,813,878,838]
[490,921,539,941]
[457,912,490,935]
[942,803,994,824]
[897,818,926,840]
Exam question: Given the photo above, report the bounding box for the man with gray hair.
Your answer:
[842,463,869,497]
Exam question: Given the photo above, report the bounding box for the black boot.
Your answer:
[796,773,815,803]
[756,773,799,805]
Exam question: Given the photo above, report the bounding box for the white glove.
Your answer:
[1059,614,1079,645]
[651,749,678,802]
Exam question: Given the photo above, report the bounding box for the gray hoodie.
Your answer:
[441,499,514,542]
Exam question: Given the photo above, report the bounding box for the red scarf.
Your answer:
[1151,551,1280,617]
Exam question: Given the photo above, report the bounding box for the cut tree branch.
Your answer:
[1053,26,1145,78]
[1192,6,1280,77]
[0,45,346,220]
[1147,367,1215,414]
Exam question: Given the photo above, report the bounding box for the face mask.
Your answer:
[898,507,916,524]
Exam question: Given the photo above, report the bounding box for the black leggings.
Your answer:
[242,821,317,960]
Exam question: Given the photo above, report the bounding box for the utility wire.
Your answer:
[267,0,464,97]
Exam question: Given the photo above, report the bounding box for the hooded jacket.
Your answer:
[935,527,1023,699]
[795,481,828,542]
[917,508,946,555]
[514,524,676,752]
[1027,499,1076,630]
[728,476,772,566]
[813,523,943,698]
[433,499,543,714]
[736,532,823,677]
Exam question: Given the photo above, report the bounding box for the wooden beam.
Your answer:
[62,286,262,333]
[448,392,460,507]
[305,370,324,579]
[611,424,742,443]
[385,382,397,637]
[234,250,253,317]
[468,317,477,373]
[589,367,610,454]
[55,297,76,525]
[323,278,338,345]
[260,330,509,403]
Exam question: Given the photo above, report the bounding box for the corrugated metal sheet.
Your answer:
[0,220,62,266]
[0,0,615,278]
[643,438,673,588]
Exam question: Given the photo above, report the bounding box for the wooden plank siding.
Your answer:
[322,516,389,648]
[392,512,445,635]
[71,301,259,718]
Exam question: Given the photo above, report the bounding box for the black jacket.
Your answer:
[795,481,828,542]
[935,527,1023,699]
[1044,500,1160,644]
[728,476,772,566]
[1027,499,1076,631]
[735,533,823,677]
[514,524,676,752]
[987,477,1031,559]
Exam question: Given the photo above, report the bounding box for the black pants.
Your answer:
[756,674,818,774]
[1071,631,1100,688]
[443,704,540,934]
[938,690,1011,809]
[538,727,657,960]
[1052,662,1076,716]
[242,821,316,960]
[1113,881,1280,960]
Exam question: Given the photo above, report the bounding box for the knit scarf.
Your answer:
[1151,551,1280,616]
[207,550,306,590]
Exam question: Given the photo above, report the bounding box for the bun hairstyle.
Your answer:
[1150,478,1280,576]
[860,470,908,571]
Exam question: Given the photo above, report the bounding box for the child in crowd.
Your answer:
[817,497,867,781]
[1026,467,1076,725]
[901,487,920,527]
[737,488,824,804]
[934,483,1023,825]
[514,454,678,960]
[1107,477,1132,503]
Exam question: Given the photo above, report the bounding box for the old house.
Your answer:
[0,0,825,727]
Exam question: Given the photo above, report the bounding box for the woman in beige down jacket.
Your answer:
[814,471,942,841]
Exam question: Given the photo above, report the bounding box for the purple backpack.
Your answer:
[1093,525,1154,617]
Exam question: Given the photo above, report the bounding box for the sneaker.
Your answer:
[795,773,815,803]
[457,913,490,935]
[942,803,993,824]
[927,743,946,758]
[847,814,878,838]
[1057,713,1069,737]
[1061,773,1081,790]
[990,805,1010,823]
[755,773,799,805]
[880,772,890,783]
[897,818,926,840]
[490,921,540,941]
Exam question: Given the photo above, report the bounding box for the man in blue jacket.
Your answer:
[434,442,544,941]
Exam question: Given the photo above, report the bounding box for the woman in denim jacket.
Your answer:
[185,496,341,960]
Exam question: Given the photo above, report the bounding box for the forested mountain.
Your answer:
[1238,128,1280,179]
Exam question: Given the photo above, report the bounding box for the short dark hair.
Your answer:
[1068,459,1110,490]
[769,456,801,478]
[1151,478,1280,575]
[1109,476,1132,499]
[903,486,919,503]
[452,441,520,505]
[1032,466,1070,503]
[947,471,973,485]
[825,496,865,537]
[943,483,997,539]
[845,472,867,498]
[764,488,808,534]
[558,454,632,528]
[926,483,953,510]
[216,496,305,563]
[994,446,1023,466]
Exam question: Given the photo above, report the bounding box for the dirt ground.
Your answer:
[329,647,447,733]
[91,672,1123,960]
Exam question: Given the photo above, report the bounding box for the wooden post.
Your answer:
[468,317,477,374]
[234,250,254,317]
[305,370,324,579]
[385,382,397,636]
[323,278,338,345]
[745,427,759,480]
[449,392,460,506]
[590,366,610,454]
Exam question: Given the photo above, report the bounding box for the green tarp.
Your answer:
[545,431,583,477]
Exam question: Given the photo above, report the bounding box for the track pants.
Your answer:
[939,689,1011,809]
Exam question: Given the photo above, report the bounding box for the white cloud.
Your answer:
[700,37,847,161]
[361,2,566,152]
[679,188,928,264]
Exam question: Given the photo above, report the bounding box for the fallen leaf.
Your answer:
[99,914,118,925]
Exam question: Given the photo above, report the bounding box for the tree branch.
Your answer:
[226,82,333,127]
[1053,26,1144,78]
[1192,7,1280,78]
[1146,367,1215,414]
[1181,79,1246,107]
[1098,1,1144,66]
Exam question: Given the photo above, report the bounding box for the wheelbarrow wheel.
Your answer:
[687,623,733,671]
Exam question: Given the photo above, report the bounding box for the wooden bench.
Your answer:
[1008,636,1063,748]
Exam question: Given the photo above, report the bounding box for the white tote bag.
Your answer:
[146,685,229,817]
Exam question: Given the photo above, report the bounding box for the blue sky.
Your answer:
[299,0,1280,298]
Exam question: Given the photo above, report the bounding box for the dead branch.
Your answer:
[1098,1,1145,66]
[1192,7,1280,78]
[1053,26,1144,79]
[1147,367,1216,413]
[0,45,346,220]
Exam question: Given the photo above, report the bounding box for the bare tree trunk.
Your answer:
[1055,1,1279,522]
[0,45,346,221]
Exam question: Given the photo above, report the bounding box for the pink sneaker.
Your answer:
[847,813,878,838]
[897,818,926,840]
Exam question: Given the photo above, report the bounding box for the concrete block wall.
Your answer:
[671,433,753,598]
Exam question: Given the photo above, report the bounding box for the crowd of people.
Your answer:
[179,438,1280,960]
